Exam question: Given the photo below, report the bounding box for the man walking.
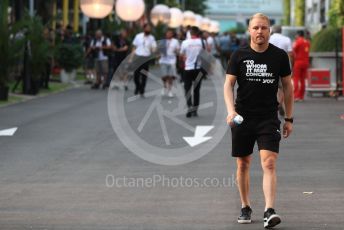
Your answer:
[89,30,112,89]
[180,26,204,117]
[293,30,310,102]
[132,24,157,97]
[224,13,294,228]
[159,29,180,97]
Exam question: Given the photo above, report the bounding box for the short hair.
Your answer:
[248,13,270,27]
[297,30,304,37]
[272,25,282,34]
[190,26,200,36]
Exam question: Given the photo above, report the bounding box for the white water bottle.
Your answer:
[232,115,244,126]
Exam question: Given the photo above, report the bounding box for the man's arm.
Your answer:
[224,74,238,126]
[281,75,294,138]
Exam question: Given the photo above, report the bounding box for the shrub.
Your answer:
[55,43,84,72]
[311,27,343,52]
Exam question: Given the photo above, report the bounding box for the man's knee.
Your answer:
[262,157,276,171]
[237,157,251,172]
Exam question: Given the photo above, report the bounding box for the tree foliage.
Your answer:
[283,0,290,25]
[328,0,344,28]
[311,27,343,52]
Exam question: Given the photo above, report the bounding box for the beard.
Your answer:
[254,36,266,45]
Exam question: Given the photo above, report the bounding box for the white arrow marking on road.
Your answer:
[183,126,214,147]
[0,127,18,136]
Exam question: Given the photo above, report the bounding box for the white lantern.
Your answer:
[201,17,211,31]
[150,4,170,26]
[168,7,183,28]
[182,11,195,27]
[209,20,220,33]
[115,0,145,22]
[80,0,114,19]
[194,14,203,28]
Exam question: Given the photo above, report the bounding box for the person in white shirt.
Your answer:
[180,26,204,117]
[89,29,112,89]
[269,25,293,116]
[159,29,180,97]
[203,31,215,55]
[132,24,157,97]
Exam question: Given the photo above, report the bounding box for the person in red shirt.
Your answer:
[292,30,310,101]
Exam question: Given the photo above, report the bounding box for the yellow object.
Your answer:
[63,0,69,27]
[73,0,79,33]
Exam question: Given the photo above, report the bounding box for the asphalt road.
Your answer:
[0,69,343,229]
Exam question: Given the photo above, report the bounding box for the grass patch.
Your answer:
[0,81,72,107]
[0,95,25,106]
[40,82,71,95]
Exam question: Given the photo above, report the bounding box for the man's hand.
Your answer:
[283,122,293,138]
[226,111,238,127]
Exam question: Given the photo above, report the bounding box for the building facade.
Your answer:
[205,0,284,32]
[305,0,333,33]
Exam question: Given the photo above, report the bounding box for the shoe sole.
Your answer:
[264,214,281,228]
[238,219,251,224]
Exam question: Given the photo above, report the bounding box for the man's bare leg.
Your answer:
[260,150,278,209]
[260,150,281,228]
[236,155,252,207]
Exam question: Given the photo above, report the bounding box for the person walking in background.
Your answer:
[159,29,180,97]
[180,26,204,118]
[224,13,294,228]
[269,25,293,116]
[131,24,157,97]
[219,32,231,69]
[89,29,112,89]
[83,32,96,84]
[109,29,130,90]
[292,30,310,102]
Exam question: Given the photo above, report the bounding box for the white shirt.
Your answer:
[269,33,292,52]
[90,37,111,61]
[159,38,180,65]
[180,38,203,70]
[207,36,217,55]
[133,32,157,57]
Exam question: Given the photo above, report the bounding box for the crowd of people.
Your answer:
[50,19,310,120]
[80,24,248,117]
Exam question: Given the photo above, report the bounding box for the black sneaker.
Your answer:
[192,111,198,117]
[91,83,99,89]
[264,208,281,228]
[238,206,252,224]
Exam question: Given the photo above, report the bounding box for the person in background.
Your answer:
[131,24,157,97]
[159,29,180,97]
[269,25,293,116]
[292,30,310,102]
[41,27,53,89]
[180,26,204,118]
[109,29,130,90]
[89,29,112,89]
[83,32,96,84]
[219,32,231,69]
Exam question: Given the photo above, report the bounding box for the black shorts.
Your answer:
[231,116,281,157]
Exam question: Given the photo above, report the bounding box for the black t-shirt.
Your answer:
[113,36,130,62]
[226,43,291,117]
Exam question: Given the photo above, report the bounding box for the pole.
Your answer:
[342,27,344,95]
[73,0,79,33]
[29,0,34,16]
[52,0,57,31]
[63,0,69,27]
